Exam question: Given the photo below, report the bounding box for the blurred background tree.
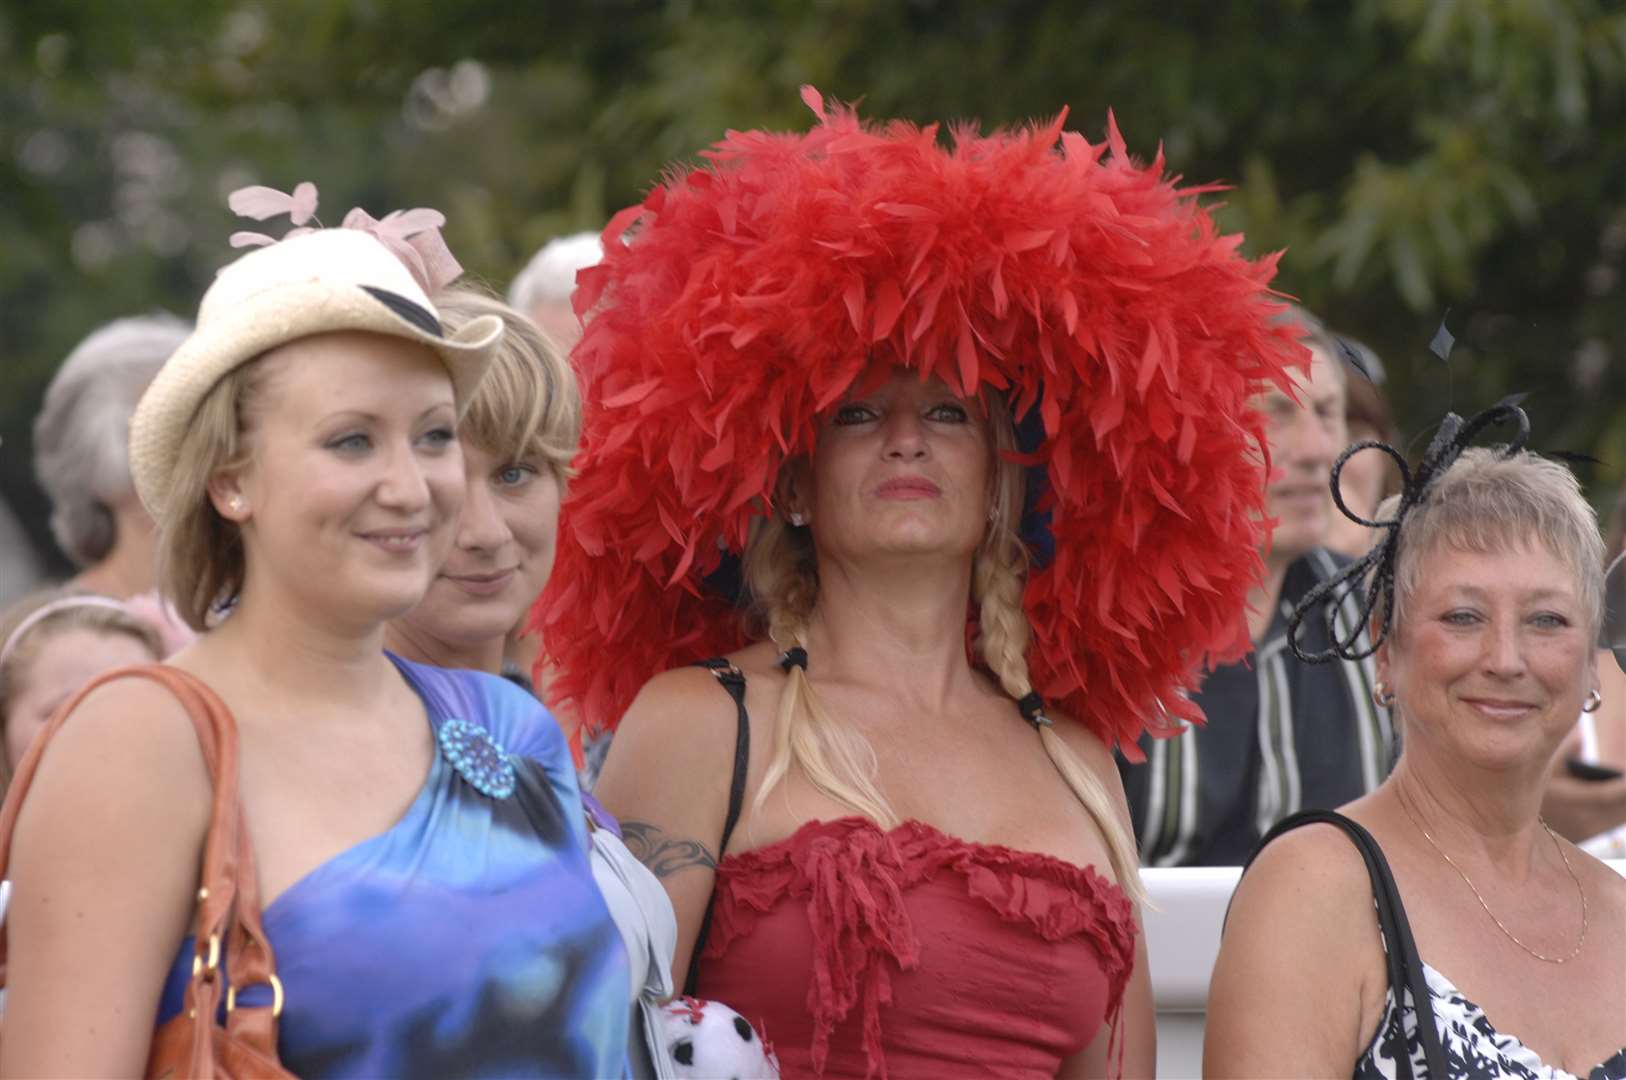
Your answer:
[4,0,1625,577]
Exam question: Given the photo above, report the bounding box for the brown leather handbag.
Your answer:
[0,664,294,1078]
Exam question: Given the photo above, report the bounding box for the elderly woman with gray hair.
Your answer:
[32,314,190,599]
[1208,413,1626,1079]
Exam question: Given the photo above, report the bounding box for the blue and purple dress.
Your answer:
[157,654,630,1077]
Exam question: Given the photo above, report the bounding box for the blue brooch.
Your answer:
[437,719,516,800]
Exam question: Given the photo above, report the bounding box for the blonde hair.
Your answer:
[1384,446,1605,640]
[156,364,262,632]
[156,303,533,632]
[743,396,1147,902]
[433,285,582,485]
[0,587,163,781]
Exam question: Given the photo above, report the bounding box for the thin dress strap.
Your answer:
[686,658,750,995]
[1239,809,1449,1080]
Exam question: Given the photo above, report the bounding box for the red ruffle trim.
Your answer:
[704,817,1137,1079]
[532,87,1306,755]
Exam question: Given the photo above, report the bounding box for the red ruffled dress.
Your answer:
[694,816,1137,1079]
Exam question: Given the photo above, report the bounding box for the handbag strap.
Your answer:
[1243,810,1448,1080]
[682,658,750,996]
[0,663,283,1059]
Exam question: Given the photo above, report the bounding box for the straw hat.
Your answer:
[129,227,501,516]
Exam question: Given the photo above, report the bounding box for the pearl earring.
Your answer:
[228,495,245,514]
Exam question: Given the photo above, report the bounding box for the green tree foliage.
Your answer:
[4,0,1626,572]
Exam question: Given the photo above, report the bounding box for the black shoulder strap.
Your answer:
[1239,810,1448,1080]
[684,658,751,995]
[695,658,751,857]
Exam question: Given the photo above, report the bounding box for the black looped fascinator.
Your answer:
[1286,397,1531,664]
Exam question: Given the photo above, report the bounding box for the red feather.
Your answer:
[531,92,1306,756]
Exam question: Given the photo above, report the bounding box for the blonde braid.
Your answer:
[743,514,899,828]
[975,407,1148,903]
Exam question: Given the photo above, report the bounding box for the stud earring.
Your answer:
[787,511,807,527]
[227,495,246,514]
[1583,688,1603,714]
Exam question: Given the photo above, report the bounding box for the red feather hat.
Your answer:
[532,88,1305,758]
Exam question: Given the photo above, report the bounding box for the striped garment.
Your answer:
[1120,548,1396,866]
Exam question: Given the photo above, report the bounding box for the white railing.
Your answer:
[1142,867,1240,1079]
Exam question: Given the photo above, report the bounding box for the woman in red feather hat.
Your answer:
[533,88,1305,1078]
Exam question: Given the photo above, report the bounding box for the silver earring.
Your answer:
[1583,688,1603,714]
[1372,682,1396,709]
[787,511,806,527]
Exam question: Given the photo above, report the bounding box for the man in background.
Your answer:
[1120,312,1395,865]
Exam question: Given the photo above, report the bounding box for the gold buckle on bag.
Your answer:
[191,933,221,979]
[226,974,286,1018]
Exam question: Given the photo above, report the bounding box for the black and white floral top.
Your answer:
[1356,962,1626,1080]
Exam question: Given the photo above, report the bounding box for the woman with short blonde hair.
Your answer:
[1208,422,1626,1079]
[384,285,579,681]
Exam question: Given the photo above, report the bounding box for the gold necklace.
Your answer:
[1397,789,1588,965]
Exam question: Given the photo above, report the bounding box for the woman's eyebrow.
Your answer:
[1440,583,1575,604]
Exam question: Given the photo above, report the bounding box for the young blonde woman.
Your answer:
[384,287,577,682]
[535,90,1308,1078]
[0,193,629,1077]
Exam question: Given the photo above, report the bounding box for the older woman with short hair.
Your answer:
[33,314,190,597]
[1208,438,1626,1079]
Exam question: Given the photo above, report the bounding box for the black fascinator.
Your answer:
[1286,398,1530,664]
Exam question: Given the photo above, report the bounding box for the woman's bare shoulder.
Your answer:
[1207,822,1384,1075]
[17,670,211,831]
[1575,842,1626,904]
[600,653,770,799]
[35,670,205,776]
[619,658,755,742]
[3,670,210,1076]
[616,643,786,740]
[1232,818,1378,929]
